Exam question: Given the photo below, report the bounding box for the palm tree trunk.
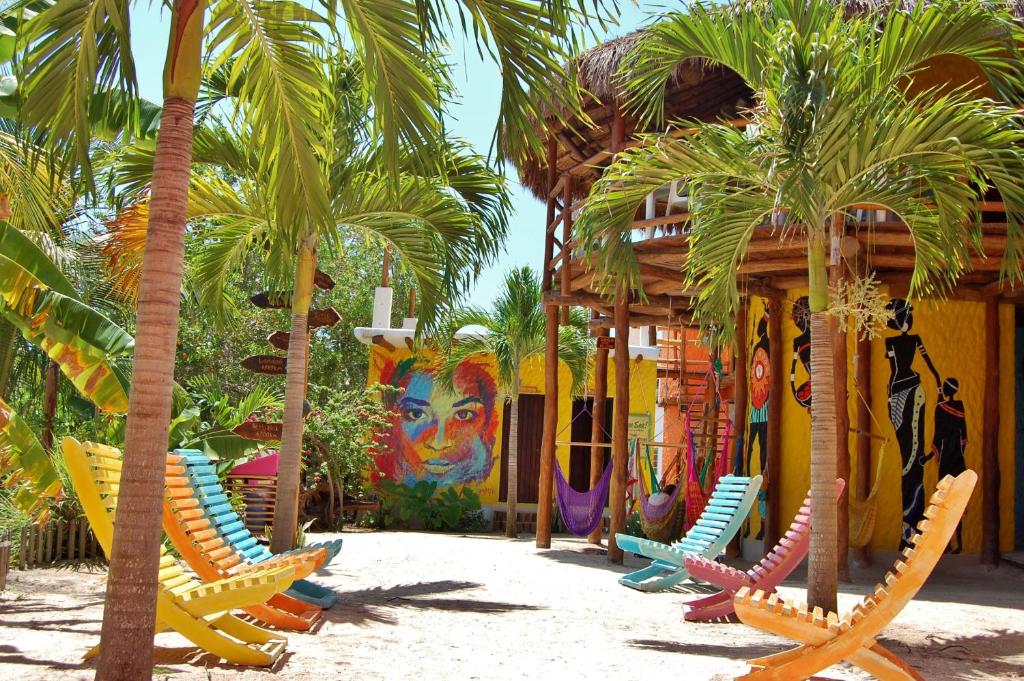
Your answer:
[95,4,206,679]
[0,318,17,399]
[270,235,316,553]
[505,378,521,538]
[806,229,839,613]
[41,361,59,450]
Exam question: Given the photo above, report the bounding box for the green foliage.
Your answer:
[303,383,396,502]
[623,511,645,539]
[378,479,481,531]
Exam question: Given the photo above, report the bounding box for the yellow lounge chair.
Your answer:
[62,437,294,666]
[734,470,977,681]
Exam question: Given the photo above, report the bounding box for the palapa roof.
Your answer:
[513,0,1024,201]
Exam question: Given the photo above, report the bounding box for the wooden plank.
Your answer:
[307,307,341,329]
[854,331,873,568]
[535,305,560,549]
[232,421,283,441]
[44,522,53,564]
[765,295,784,554]
[608,289,630,565]
[88,530,98,562]
[67,519,76,561]
[981,296,1000,567]
[18,526,26,569]
[541,137,558,292]
[54,520,64,563]
[267,331,290,351]
[78,520,87,561]
[561,173,574,325]
[251,291,291,309]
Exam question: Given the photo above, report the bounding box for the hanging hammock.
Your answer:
[554,456,613,537]
[637,447,686,543]
[849,443,888,549]
[685,411,733,530]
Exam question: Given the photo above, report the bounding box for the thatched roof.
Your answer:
[513,0,1024,201]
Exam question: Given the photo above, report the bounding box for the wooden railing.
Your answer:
[8,520,104,571]
[225,474,276,536]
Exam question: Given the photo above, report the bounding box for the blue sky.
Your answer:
[128,3,665,308]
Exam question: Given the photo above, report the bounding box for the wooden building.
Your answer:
[515,31,1023,567]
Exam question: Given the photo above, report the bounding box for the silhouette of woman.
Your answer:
[790,296,812,409]
[884,299,941,549]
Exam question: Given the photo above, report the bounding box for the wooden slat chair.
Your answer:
[683,479,844,621]
[175,449,341,608]
[615,474,762,592]
[734,470,977,681]
[163,452,325,630]
[61,438,293,666]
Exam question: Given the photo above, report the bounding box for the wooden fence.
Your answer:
[225,474,276,536]
[12,519,105,570]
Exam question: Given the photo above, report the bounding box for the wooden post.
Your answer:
[608,289,631,564]
[764,295,784,553]
[55,520,64,563]
[560,174,574,326]
[44,522,53,564]
[381,246,391,288]
[67,518,76,561]
[18,526,26,569]
[854,332,873,567]
[536,136,560,550]
[829,220,851,582]
[981,296,1001,567]
[0,531,9,590]
[727,301,749,557]
[77,519,86,560]
[408,287,416,318]
[589,310,610,545]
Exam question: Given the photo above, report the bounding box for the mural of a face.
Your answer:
[378,356,498,487]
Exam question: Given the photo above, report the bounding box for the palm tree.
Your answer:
[18,0,609,674]
[437,266,591,537]
[576,0,1024,611]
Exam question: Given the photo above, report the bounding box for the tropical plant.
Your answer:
[378,478,482,531]
[436,266,592,537]
[575,0,1024,610]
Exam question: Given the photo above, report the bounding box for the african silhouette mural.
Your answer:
[790,296,812,410]
[746,304,771,539]
[884,298,942,549]
[926,377,968,553]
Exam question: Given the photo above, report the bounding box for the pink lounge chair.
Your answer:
[682,479,844,622]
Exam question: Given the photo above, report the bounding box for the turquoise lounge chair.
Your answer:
[175,449,342,608]
[615,474,762,592]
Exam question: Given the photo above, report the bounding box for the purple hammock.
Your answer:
[554,458,614,536]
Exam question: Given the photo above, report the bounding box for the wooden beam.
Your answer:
[727,301,749,558]
[541,138,558,293]
[765,295,784,554]
[637,262,689,283]
[589,313,692,329]
[608,289,630,564]
[556,131,586,162]
[589,311,610,545]
[561,174,575,325]
[981,296,1001,567]
[854,329,873,568]
[536,305,560,549]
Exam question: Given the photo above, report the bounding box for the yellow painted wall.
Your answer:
[742,293,1017,554]
[368,344,658,507]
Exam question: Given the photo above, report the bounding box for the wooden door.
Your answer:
[499,394,545,504]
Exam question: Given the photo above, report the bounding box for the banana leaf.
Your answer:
[0,225,133,412]
[0,397,61,519]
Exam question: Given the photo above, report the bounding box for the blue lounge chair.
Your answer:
[615,474,762,592]
[175,449,342,608]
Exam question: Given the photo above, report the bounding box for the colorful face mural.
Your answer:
[376,354,499,488]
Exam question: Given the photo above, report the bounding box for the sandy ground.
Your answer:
[2,530,1023,680]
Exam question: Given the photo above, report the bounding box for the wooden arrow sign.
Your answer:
[596,336,615,350]
[267,331,290,351]
[307,307,341,329]
[314,269,335,290]
[251,291,291,309]
[232,421,283,442]
[241,355,287,375]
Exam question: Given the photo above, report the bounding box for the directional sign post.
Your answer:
[250,291,292,309]
[241,355,287,375]
[307,307,341,329]
[232,421,283,442]
[267,331,290,351]
[314,269,335,290]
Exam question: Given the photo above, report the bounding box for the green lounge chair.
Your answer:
[615,474,762,592]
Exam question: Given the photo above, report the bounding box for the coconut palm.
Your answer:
[437,266,591,537]
[575,0,1024,611]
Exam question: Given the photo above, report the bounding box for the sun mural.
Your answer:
[374,352,500,489]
